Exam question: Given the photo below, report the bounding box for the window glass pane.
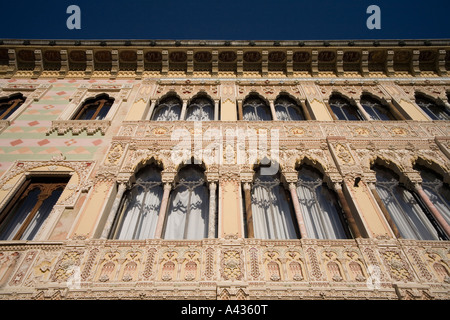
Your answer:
[164,166,209,240]
[186,98,214,121]
[115,166,163,240]
[153,98,181,121]
[416,96,450,120]
[275,97,304,121]
[0,95,25,120]
[374,165,439,240]
[329,97,363,121]
[419,167,450,226]
[296,166,347,239]
[21,188,63,240]
[243,97,271,121]
[251,170,298,239]
[0,188,40,240]
[361,97,395,121]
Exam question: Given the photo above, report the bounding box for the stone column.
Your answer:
[147,100,157,120]
[299,100,312,120]
[214,100,219,121]
[368,182,401,238]
[355,100,373,121]
[269,100,278,121]
[414,183,450,238]
[387,101,407,120]
[154,183,172,239]
[180,100,188,120]
[101,183,127,239]
[237,99,244,120]
[243,182,254,238]
[288,183,308,238]
[208,182,217,238]
[334,182,362,238]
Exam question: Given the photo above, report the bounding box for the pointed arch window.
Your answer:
[416,165,450,226]
[185,97,214,121]
[0,176,69,241]
[415,95,450,120]
[360,95,396,121]
[243,96,272,121]
[274,96,305,121]
[151,96,182,121]
[373,165,440,240]
[111,165,163,240]
[72,94,114,120]
[296,165,349,239]
[163,165,209,240]
[0,93,26,120]
[250,168,299,239]
[329,96,364,121]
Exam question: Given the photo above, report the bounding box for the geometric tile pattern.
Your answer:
[0,78,133,178]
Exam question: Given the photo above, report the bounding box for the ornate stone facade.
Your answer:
[0,39,449,300]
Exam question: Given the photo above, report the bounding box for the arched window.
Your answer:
[73,94,114,120]
[152,96,182,121]
[0,176,69,240]
[415,95,450,120]
[274,96,304,121]
[360,95,396,120]
[373,164,440,240]
[163,165,209,240]
[111,165,163,240]
[250,168,299,239]
[329,95,364,121]
[0,93,26,120]
[296,165,349,239]
[416,165,450,226]
[185,97,214,121]
[243,96,272,121]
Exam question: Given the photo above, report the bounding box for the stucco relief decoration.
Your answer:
[220,249,244,281]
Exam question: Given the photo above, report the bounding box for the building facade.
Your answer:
[0,39,449,300]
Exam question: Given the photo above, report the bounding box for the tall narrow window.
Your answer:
[251,168,299,239]
[0,176,69,241]
[360,95,396,120]
[373,165,440,240]
[274,96,304,121]
[152,96,182,121]
[296,165,349,239]
[415,95,450,120]
[73,94,114,120]
[329,95,364,121]
[416,165,450,226]
[243,96,272,121]
[185,97,214,121]
[0,93,26,120]
[111,166,163,240]
[163,165,209,240]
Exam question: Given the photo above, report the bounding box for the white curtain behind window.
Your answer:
[296,166,348,239]
[164,166,209,240]
[152,97,181,121]
[243,97,272,121]
[374,166,439,240]
[115,166,163,240]
[251,171,298,239]
[274,97,303,121]
[185,98,214,121]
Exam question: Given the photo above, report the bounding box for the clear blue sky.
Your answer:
[1,0,449,40]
